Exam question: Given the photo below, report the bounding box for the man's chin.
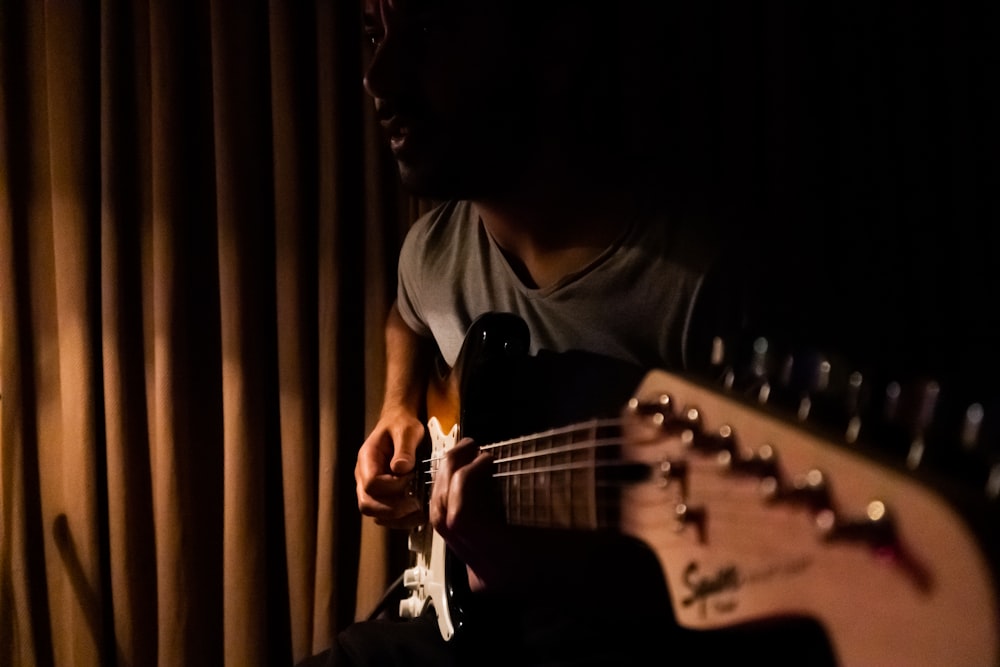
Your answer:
[396,160,512,201]
[397,163,467,200]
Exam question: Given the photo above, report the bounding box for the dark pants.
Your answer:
[298,537,836,667]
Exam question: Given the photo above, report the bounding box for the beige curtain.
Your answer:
[0,1,421,665]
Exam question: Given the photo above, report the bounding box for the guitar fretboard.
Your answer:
[484,418,624,531]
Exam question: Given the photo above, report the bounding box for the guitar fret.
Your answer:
[550,437,557,527]
[562,437,570,529]
[526,437,535,525]
[495,422,618,531]
[578,422,595,529]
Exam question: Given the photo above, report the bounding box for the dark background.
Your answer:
[647,1,998,399]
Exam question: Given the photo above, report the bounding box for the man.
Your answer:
[306,1,834,665]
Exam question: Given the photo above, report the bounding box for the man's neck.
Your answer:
[471,182,638,290]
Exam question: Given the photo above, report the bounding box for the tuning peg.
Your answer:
[883,378,940,470]
[794,352,841,422]
[750,337,768,376]
[816,499,933,590]
[657,458,689,498]
[960,399,1000,500]
[843,371,866,443]
[755,344,840,421]
[960,402,985,451]
[879,378,939,435]
[710,335,726,368]
[672,501,707,543]
[718,443,779,479]
[689,422,737,456]
[903,380,940,469]
[867,378,935,463]
[913,380,941,431]
[716,334,776,396]
[987,462,1000,501]
[760,468,832,513]
[816,499,897,549]
[627,393,674,418]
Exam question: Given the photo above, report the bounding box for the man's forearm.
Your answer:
[381,301,434,416]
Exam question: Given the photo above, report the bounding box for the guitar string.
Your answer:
[419,446,798,533]
[491,435,623,465]
[418,412,691,486]
[417,416,693,525]
[420,417,627,461]
[422,446,640,478]
[477,417,625,448]
[414,429,764,531]
[421,435,659,488]
[420,416,641,470]
[415,429,777,527]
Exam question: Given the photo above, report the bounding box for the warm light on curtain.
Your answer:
[3,1,997,666]
[0,1,415,665]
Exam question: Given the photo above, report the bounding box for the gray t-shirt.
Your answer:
[396,199,723,373]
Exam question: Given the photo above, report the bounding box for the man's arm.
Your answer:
[355,301,434,528]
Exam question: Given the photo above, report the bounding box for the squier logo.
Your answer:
[681,562,740,616]
[681,557,813,618]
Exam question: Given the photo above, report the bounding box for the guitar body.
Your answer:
[399,312,534,640]
[398,312,1000,666]
[398,312,650,641]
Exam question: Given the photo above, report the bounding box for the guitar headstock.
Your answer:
[618,360,1000,667]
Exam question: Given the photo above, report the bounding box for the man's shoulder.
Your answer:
[630,202,728,277]
[399,199,480,270]
[408,199,477,239]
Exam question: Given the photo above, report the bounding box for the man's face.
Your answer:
[362,0,543,199]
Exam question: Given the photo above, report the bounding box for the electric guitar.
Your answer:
[397,312,1000,667]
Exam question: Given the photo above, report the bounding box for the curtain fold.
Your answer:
[100,0,157,665]
[268,2,321,661]
[2,1,406,665]
[211,0,283,661]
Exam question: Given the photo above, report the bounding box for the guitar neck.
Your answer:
[485,418,632,532]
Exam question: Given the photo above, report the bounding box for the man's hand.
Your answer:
[428,437,508,591]
[356,301,434,529]
[355,405,426,529]
[428,437,624,598]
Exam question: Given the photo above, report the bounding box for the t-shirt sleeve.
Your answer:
[395,218,433,338]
